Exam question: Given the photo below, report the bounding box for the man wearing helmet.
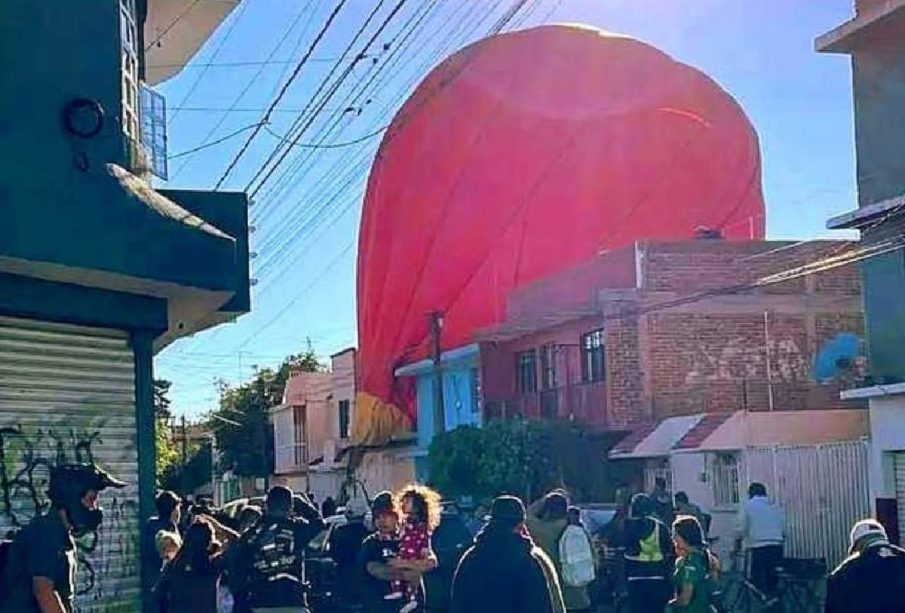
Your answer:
[4,463,125,612]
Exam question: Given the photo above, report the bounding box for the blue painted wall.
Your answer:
[415,359,481,451]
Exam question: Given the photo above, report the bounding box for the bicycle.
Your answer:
[712,550,778,613]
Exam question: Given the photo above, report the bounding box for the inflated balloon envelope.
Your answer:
[355,24,765,445]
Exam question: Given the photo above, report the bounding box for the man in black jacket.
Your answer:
[451,495,565,613]
[825,519,905,613]
[232,486,325,613]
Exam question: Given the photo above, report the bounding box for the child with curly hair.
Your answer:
[385,484,442,613]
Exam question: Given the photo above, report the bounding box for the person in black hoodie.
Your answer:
[451,495,566,613]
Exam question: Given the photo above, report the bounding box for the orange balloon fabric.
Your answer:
[355,25,765,443]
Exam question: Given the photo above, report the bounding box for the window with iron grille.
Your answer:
[644,460,673,494]
[540,344,557,389]
[338,399,350,440]
[120,0,139,141]
[581,329,606,382]
[516,350,537,394]
[712,453,740,507]
[292,405,306,468]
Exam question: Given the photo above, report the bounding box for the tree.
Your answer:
[212,343,325,478]
[428,418,611,503]
[154,379,173,420]
[153,379,179,487]
[160,441,212,493]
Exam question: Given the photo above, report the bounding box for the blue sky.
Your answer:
[155,0,857,417]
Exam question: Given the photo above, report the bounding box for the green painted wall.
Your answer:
[161,189,251,314]
[0,0,246,297]
[851,38,905,383]
[0,273,168,334]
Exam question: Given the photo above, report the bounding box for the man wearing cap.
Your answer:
[358,491,436,613]
[824,519,905,613]
[451,495,566,613]
[1,463,126,613]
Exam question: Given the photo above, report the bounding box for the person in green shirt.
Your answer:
[668,515,717,613]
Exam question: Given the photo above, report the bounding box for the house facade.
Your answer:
[479,239,866,428]
[271,350,357,506]
[477,238,869,565]
[0,1,246,610]
[395,344,482,480]
[818,0,905,544]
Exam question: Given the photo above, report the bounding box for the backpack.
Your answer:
[558,524,595,588]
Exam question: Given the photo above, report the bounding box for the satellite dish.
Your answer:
[813,332,863,383]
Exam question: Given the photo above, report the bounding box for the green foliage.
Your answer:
[153,379,179,487]
[154,379,172,419]
[161,442,212,493]
[428,419,610,502]
[212,342,324,477]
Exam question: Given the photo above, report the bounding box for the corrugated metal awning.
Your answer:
[609,413,705,459]
[679,409,869,452]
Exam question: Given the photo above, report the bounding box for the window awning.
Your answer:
[609,414,705,459]
[609,409,868,458]
[675,409,869,452]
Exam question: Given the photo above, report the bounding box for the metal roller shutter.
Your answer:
[0,316,140,611]
[895,453,905,548]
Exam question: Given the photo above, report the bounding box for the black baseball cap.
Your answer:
[371,491,397,517]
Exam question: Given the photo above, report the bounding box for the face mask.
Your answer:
[67,504,104,537]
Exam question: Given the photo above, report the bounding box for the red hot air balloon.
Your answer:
[354,24,765,443]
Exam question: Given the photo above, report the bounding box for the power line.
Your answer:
[263,124,387,149]
[248,0,526,305]
[214,0,352,190]
[167,121,264,160]
[235,240,358,349]
[248,0,447,224]
[170,0,322,178]
[240,0,390,194]
[246,0,409,198]
[149,56,365,69]
[248,0,499,264]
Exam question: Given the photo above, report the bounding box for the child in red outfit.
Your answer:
[385,484,441,613]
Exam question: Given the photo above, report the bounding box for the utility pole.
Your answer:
[429,311,445,435]
[181,415,188,495]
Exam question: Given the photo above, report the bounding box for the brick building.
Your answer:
[477,238,867,430]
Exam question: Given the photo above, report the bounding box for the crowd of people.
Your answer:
[3,460,904,613]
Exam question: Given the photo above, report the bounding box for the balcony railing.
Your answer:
[490,380,608,427]
[274,442,307,474]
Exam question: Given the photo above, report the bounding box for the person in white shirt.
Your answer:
[734,482,784,604]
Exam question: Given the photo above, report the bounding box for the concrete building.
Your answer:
[0,1,246,609]
[818,0,905,544]
[395,344,482,480]
[271,350,357,505]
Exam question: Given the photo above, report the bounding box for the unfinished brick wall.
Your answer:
[604,310,646,427]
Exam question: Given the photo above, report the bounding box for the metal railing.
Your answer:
[491,380,608,425]
[274,442,307,474]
